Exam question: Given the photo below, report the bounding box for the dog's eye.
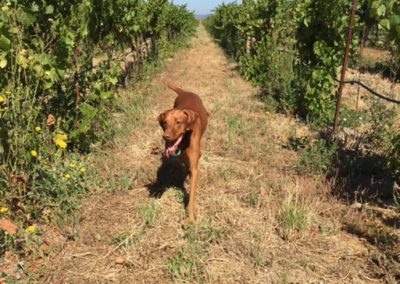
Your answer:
[176,121,182,125]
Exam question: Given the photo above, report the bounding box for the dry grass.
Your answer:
[362,47,391,62]
[25,25,400,283]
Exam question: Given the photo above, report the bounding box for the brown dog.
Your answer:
[158,80,208,223]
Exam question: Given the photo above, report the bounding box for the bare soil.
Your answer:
[20,25,400,283]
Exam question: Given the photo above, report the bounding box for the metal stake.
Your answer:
[333,0,358,132]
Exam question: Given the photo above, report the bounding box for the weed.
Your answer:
[261,95,279,114]
[279,193,311,240]
[367,101,397,154]
[167,249,195,281]
[391,134,400,182]
[318,222,338,236]
[120,176,132,191]
[167,246,205,282]
[295,138,338,176]
[174,188,185,204]
[168,218,226,281]
[242,191,260,208]
[200,219,229,245]
[287,136,310,151]
[217,167,236,181]
[111,233,142,248]
[139,200,159,227]
[0,232,17,256]
[339,107,368,129]
[249,231,271,267]
[225,115,245,151]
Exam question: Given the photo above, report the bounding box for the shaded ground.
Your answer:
[23,26,399,283]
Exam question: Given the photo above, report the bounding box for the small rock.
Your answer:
[115,257,125,265]
[350,202,362,210]
[0,219,18,234]
[40,243,50,253]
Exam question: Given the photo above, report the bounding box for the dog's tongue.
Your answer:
[163,135,183,158]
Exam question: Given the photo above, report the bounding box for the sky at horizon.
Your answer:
[171,0,238,15]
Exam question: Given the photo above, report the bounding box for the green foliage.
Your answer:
[295,0,361,123]
[205,0,299,113]
[0,0,196,227]
[207,0,399,182]
[205,0,361,124]
[206,1,394,126]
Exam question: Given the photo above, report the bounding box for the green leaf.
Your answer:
[45,5,54,14]
[376,4,386,17]
[17,54,28,68]
[34,64,44,76]
[79,103,98,118]
[31,3,39,12]
[16,7,36,27]
[108,76,118,85]
[43,81,53,89]
[0,58,7,69]
[0,35,11,51]
[100,91,112,100]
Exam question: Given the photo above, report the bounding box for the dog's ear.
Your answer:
[158,110,168,127]
[183,109,199,128]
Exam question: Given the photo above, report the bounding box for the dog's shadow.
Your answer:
[146,157,189,206]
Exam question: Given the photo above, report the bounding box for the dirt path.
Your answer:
[34,25,390,283]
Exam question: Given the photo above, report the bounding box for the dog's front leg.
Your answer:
[184,146,200,224]
[188,162,199,223]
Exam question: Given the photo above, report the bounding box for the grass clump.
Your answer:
[167,246,205,282]
[279,192,312,240]
[139,200,160,228]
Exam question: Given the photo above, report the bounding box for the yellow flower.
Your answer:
[79,167,86,173]
[35,126,41,133]
[69,162,76,168]
[53,133,68,149]
[64,173,71,180]
[30,150,38,157]
[0,207,9,214]
[27,225,37,234]
[0,96,4,103]
[58,140,67,149]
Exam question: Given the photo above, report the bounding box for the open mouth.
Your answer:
[163,135,183,158]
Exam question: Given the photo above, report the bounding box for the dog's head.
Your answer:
[158,109,199,142]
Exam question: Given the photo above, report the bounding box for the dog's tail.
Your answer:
[162,79,185,96]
